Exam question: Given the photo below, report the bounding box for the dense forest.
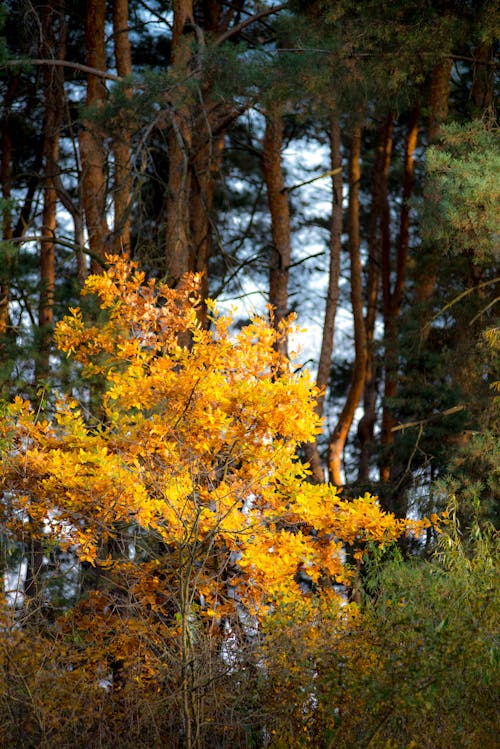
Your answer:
[0,1,498,747]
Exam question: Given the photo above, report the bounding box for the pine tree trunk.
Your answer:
[262,108,291,357]
[112,0,132,252]
[471,41,495,115]
[37,0,66,380]
[190,131,225,316]
[25,1,67,604]
[358,115,393,482]
[379,109,419,509]
[79,0,109,270]
[328,125,366,486]
[305,119,342,483]
[0,81,14,341]
[165,0,195,283]
[414,59,451,335]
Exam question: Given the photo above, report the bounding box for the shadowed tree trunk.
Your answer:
[165,0,195,284]
[112,0,132,253]
[357,114,393,482]
[26,0,67,603]
[305,119,342,482]
[0,78,16,341]
[79,0,109,270]
[471,41,495,115]
[379,108,419,510]
[328,125,366,486]
[414,59,452,342]
[37,1,66,381]
[190,130,225,313]
[262,107,291,357]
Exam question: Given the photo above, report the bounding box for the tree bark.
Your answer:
[262,108,291,357]
[328,125,366,487]
[471,41,495,116]
[165,0,195,283]
[190,130,225,313]
[112,0,132,252]
[379,109,419,506]
[79,0,109,270]
[26,1,67,603]
[0,79,15,339]
[36,0,66,382]
[414,59,452,334]
[305,119,342,483]
[358,115,393,482]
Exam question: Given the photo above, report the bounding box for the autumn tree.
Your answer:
[0,256,421,747]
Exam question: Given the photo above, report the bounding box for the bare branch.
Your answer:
[2,58,121,82]
[215,3,288,47]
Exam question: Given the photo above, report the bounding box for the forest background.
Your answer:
[0,1,498,747]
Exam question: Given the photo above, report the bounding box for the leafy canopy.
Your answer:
[1,256,422,621]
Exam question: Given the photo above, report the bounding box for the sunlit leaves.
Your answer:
[2,256,411,618]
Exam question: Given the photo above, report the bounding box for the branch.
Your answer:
[215,3,288,47]
[391,404,465,432]
[282,167,342,194]
[2,234,107,269]
[2,59,121,82]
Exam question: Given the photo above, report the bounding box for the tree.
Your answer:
[0,256,417,747]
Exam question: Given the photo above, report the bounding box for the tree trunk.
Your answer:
[414,59,451,335]
[79,0,109,270]
[328,125,366,487]
[358,115,393,482]
[36,0,66,381]
[262,108,291,357]
[112,0,132,252]
[25,0,67,604]
[190,130,225,315]
[0,79,15,341]
[305,119,342,482]
[471,41,495,116]
[165,0,195,283]
[379,109,419,509]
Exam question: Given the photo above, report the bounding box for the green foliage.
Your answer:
[261,513,500,748]
[422,121,500,261]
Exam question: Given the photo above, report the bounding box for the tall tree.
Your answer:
[262,106,291,356]
[305,119,343,483]
[79,0,109,269]
[111,0,132,252]
[328,124,367,486]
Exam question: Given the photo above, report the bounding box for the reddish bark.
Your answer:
[165,0,195,283]
[358,115,394,482]
[262,108,291,356]
[112,0,132,252]
[379,109,419,492]
[471,41,495,115]
[0,80,15,338]
[190,131,225,314]
[37,0,67,380]
[305,120,342,483]
[79,0,109,270]
[414,59,452,326]
[328,125,367,487]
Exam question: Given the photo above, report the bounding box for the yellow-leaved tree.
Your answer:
[0,257,421,748]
